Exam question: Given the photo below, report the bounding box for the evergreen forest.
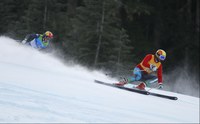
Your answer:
[0,0,199,79]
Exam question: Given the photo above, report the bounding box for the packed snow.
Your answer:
[0,36,199,123]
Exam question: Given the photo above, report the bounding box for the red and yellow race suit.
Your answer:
[137,54,163,84]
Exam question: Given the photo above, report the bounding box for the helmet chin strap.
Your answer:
[155,56,160,62]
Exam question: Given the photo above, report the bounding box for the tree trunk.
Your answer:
[196,0,199,33]
[116,31,122,74]
[94,1,105,67]
[153,18,161,48]
[67,0,77,17]
[187,0,192,23]
[43,0,47,31]
[153,1,162,48]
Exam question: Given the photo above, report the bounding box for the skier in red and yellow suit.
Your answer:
[119,49,166,90]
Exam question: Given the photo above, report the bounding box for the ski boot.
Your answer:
[114,78,128,86]
[136,82,146,90]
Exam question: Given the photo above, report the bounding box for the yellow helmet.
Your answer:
[155,49,166,61]
[44,31,53,38]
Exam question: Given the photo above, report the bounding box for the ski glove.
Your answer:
[22,38,27,44]
[150,64,157,71]
[158,84,163,89]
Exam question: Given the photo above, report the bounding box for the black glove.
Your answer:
[22,38,27,44]
[158,83,163,89]
[150,64,157,71]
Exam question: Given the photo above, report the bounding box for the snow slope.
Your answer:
[0,36,199,123]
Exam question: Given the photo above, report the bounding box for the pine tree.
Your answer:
[65,0,133,72]
[24,0,45,33]
[0,0,29,38]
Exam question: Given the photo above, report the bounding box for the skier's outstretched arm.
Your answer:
[22,34,39,44]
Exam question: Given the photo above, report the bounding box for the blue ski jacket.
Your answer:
[26,34,50,49]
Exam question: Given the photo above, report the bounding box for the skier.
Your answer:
[21,31,53,50]
[116,49,166,90]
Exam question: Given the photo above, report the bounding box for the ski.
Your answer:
[148,92,178,100]
[94,80,149,95]
[94,80,178,100]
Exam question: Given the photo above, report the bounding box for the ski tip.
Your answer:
[173,97,178,100]
[146,92,150,95]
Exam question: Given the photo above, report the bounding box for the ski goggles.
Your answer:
[159,55,166,61]
[44,36,52,40]
[43,36,52,42]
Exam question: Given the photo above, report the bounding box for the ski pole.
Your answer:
[105,69,132,76]
[147,84,161,92]
[105,69,146,76]
[147,87,153,92]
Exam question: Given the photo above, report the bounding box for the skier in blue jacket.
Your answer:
[22,31,53,50]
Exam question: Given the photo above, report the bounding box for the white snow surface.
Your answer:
[0,36,199,123]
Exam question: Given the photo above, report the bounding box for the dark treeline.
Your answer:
[0,0,199,77]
